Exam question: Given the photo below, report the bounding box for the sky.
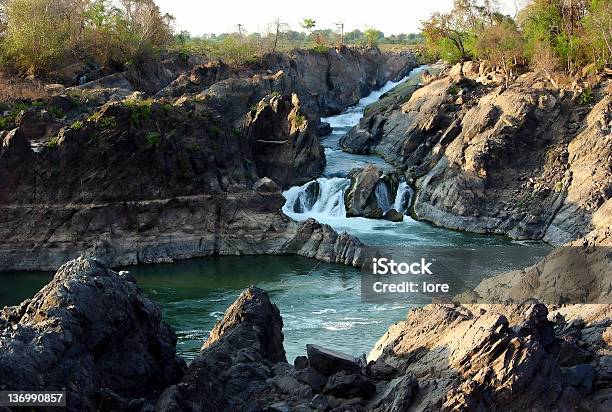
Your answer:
[155,0,521,37]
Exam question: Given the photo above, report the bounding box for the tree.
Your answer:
[268,18,288,53]
[300,18,316,34]
[475,17,525,83]
[364,28,383,47]
[421,12,474,64]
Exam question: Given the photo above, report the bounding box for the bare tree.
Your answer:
[268,18,288,53]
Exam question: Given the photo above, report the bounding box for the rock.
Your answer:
[245,93,325,188]
[365,359,397,381]
[563,364,595,392]
[0,256,185,412]
[383,208,404,222]
[310,393,330,410]
[15,109,63,141]
[294,355,309,370]
[157,287,287,411]
[317,121,333,136]
[293,367,328,391]
[369,304,586,411]
[345,165,385,219]
[307,344,362,376]
[253,176,280,193]
[367,375,418,411]
[323,371,377,399]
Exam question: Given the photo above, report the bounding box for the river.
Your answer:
[0,67,551,363]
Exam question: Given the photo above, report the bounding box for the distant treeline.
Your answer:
[0,0,422,76]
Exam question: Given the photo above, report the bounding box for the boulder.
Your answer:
[345,165,385,218]
[294,355,309,370]
[0,256,185,412]
[323,371,377,399]
[383,208,404,222]
[317,121,333,136]
[306,344,362,376]
[293,367,328,391]
[15,109,63,141]
[253,176,280,193]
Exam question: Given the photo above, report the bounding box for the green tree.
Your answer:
[364,28,383,47]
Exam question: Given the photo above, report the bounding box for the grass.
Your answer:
[577,88,594,105]
[186,142,201,153]
[124,99,153,126]
[145,131,161,148]
[293,114,306,127]
[48,106,65,119]
[70,120,83,130]
[46,136,60,148]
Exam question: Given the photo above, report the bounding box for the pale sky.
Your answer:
[156,0,520,37]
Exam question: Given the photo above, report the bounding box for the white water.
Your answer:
[283,177,351,219]
[374,181,393,213]
[393,181,414,214]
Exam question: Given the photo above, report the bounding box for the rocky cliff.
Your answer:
[0,47,415,271]
[342,63,612,244]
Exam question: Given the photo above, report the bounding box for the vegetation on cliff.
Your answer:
[422,0,611,78]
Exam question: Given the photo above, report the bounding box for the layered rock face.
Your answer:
[159,48,418,121]
[0,48,410,271]
[342,65,612,243]
[245,93,325,188]
[0,256,186,412]
[368,302,611,411]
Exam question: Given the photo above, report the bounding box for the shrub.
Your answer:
[71,120,84,130]
[145,131,161,148]
[124,99,153,126]
[577,88,594,105]
[46,136,59,148]
[293,114,305,127]
[209,125,222,137]
[48,106,65,119]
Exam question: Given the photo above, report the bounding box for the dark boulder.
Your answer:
[0,256,185,412]
[306,344,362,376]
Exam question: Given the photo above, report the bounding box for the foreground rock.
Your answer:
[369,302,610,411]
[160,287,384,411]
[0,256,185,411]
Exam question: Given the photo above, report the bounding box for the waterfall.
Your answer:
[282,177,351,219]
[393,182,414,214]
[374,181,393,213]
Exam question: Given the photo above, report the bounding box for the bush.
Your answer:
[145,131,161,148]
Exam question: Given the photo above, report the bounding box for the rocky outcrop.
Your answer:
[159,47,418,123]
[159,287,389,411]
[245,93,325,188]
[343,62,611,243]
[0,256,185,412]
[0,91,366,271]
[368,302,610,411]
[344,165,400,219]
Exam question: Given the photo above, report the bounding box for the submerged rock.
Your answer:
[0,256,185,412]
